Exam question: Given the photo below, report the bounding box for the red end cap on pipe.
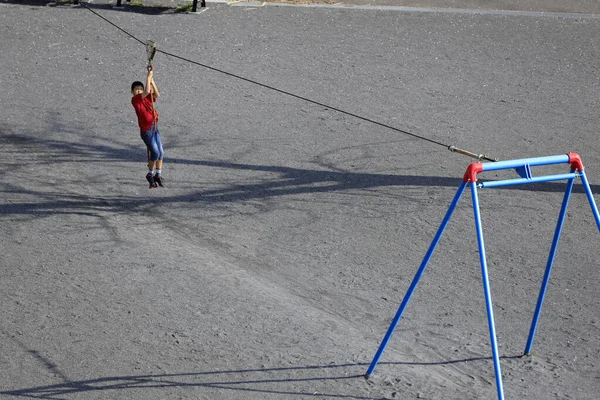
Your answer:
[463,162,484,182]
[568,152,584,172]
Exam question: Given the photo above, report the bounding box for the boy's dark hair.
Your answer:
[131,81,144,91]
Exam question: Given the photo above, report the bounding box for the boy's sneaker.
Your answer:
[146,172,158,188]
[154,174,164,187]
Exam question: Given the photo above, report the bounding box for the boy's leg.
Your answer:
[146,147,158,188]
[153,129,165,187]
[155,130,164,172]
[141,129,159,188]
[147,148,154,170]
[146,170,157,188]
[153,159,164,187]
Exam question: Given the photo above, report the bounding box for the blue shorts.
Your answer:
[140,125,164,161]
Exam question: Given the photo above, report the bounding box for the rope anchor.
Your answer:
[448,146,499,162]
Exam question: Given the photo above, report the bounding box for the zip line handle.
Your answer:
[145,40,157,72]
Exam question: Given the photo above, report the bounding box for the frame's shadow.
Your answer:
[0,357,525,399]
[2,130,599,218]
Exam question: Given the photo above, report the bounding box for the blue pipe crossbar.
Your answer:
[480,154,570,172]
[479,173,579,189]
[366,153,600,400]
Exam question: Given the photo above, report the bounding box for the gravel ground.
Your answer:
[1,1,599,399]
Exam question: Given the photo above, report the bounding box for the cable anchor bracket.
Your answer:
[448,145,499,162]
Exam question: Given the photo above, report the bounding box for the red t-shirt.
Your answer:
[131,93,159,132]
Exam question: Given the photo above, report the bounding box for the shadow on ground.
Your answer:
[0,0,188,15]
[2,130,599,219]
[0,356,525,400]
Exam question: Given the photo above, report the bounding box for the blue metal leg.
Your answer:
[471,182,504,400]
[366,181,468,376]
[524,177,575,355]
[579,170,600,231]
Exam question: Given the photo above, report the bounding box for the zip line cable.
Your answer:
[80,2,498,162]
[81,3,146,46]
[158,47,450,148]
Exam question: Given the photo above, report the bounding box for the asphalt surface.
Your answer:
[2,1,600,399]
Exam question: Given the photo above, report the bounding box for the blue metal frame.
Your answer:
[366,154,600,400]
[366,181,468,375]
[523,176,574,356]
[471,180,505,399]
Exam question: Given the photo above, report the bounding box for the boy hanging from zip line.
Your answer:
[131,65,164,188]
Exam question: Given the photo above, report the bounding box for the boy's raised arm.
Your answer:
[143,68,153,98]
[151,77,160,99]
